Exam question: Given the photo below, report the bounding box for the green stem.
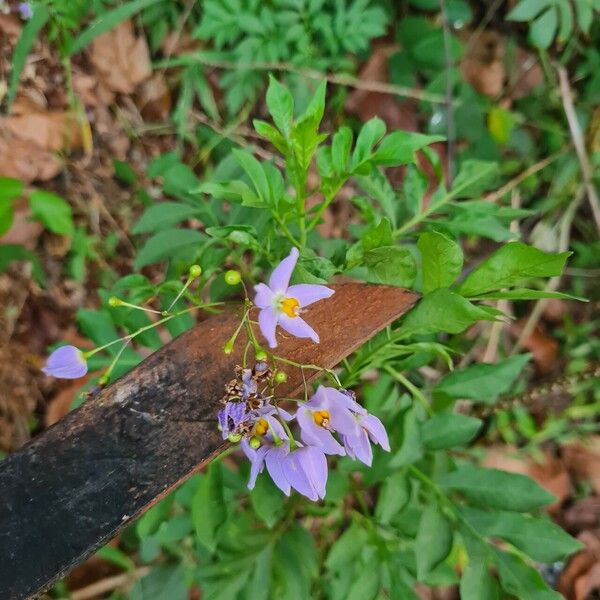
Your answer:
[386,367,433,416]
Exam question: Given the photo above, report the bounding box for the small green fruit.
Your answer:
[224,270,242,285]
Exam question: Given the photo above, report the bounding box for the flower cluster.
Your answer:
[219,367,389,501]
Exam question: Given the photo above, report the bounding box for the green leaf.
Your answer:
[422,411,482,450]
[400,288,497,336]
[451,160,498,198]
[373,131,444,166]
[232,149,271,205]
[129,565,188,600]
[529,7,558,49]
[134,228,204,269]
[460,554,499,600]
[250,473,285,528]
[331,126,353,175]
[457,242,570,297]
[363,218,393,251]
[495,550,563,600]
[0,178,21,235]
[266,75,294,137]
[415,506,453,580]
[253,119,288,154]
[507,0,547,21]
[297,79,326,126]
[347,567,380,600]
[246,545,273,600]
[68,0,164,55]
[434,354,531,404]
[192,463,226,552]
[375,471,410,524]
[197,180,261,207]
[132,202,204,234]
[470,288,585,301]
[28,190,74,236]
[439,466,555,511]
[460,507,582,563]
[364,246,416,287]
[5,5,49,113]
[417,231,463,293]
[351,117,386,171]
[96,545,135,572]
[326,521,368,570]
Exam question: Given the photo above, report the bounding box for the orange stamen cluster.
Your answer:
[255,418,269,436]
[313,409,330,428]
[280,296,300,318]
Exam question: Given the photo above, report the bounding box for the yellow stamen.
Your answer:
[313,410,330,428]
[280,296,300,318]
[255,418,269,436]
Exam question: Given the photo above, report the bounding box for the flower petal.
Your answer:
[246,445,268,490]
[258,307,279,348]
[269,247,299,292]
[254,283,274,309]
[265,445,291,495]
[344,430,373,466]
[284,450,318,501]
[278,315,319,343]
[362,414,390,451]
[42,345,87,379]
[286,284,334,307]
[328,403,361,437]
[299,446,328,499]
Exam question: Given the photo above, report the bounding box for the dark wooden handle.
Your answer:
[0,283,418,599]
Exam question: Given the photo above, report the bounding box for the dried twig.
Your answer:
[69,567,150,600]
[556,65,600,234]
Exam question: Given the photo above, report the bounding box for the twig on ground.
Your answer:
[556,66,600,234]
[69,567,150,600]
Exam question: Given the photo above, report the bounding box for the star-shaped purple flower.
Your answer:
[42,345,87,379]
[254,247,334,348]
[296,385,366,456]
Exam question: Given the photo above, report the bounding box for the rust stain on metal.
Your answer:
[0,283,418,599]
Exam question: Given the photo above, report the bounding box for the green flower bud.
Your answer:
[274,370,288,383]
[189,264,202,278]
[249,436,261,449]
[108,296,122,307]
[227,432,242,443]
[255,350,268,361]
[224,270,242,285]
[223,339,234,355]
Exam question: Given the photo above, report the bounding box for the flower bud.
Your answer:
[249,436,261,449]
[189,264,202,278]
[227,432,242,443]
[108,296,123,307]
[224,270,241,285]
[223,339,234,355]
[255,350,267,361]
[274,370,288,383]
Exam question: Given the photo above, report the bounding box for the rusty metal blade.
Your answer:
[0,283,418,599]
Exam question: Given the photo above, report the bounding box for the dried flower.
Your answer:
[254,247,334,348]
[42,345,88,379]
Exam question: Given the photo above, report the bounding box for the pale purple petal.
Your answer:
[264,414,288,442]
[298,446,328,499]
[323,386,367,415]
[286,284,334,307]
[258,307,279,348]
[344,430,373,466]
[362,414,390,451]
[269,247,299,292]
[297,406,345,455]
[328,404,361,437]
[255,405,294,422]
[283,447,318,501]
[246,445,268,489]
[265,445,291,495]
[42,345,87,379]
[241,438,255,461]
[278,315,319,343]
[254,283,274,309]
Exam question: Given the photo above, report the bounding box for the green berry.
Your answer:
[227,432,242,443]
[274,370,288,383]
[249,436,261,449]
[255,350,268,361]
[189,264,202,278]
[224,270,242,285]
[108,296,122,307]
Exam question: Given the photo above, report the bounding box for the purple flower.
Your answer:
[254,247,334,348]
[42,345,87,379]
[241,416,291,495]
[283,445,328,501]
[17,2,33,19]
[343,413,390,467]
[297,385,365,455]
[218,401,250,439]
